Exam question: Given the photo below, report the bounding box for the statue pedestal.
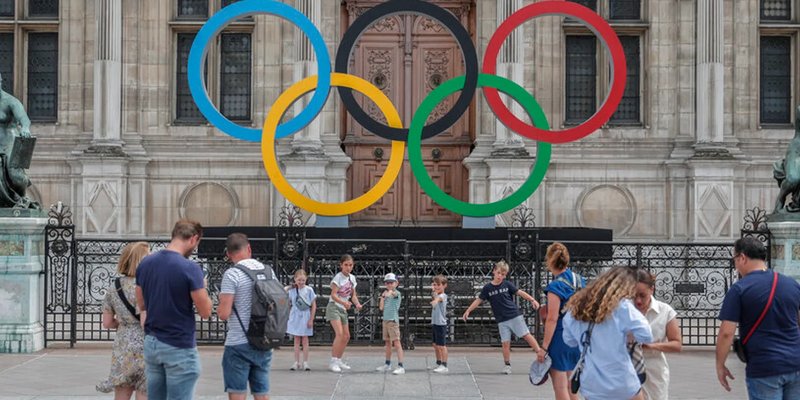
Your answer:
[766,221,800,281]
[0,216,47,353]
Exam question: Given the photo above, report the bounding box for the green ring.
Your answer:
[408,73,552,217]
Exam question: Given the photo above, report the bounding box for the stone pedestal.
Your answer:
[766,221,800,280]
[0,216,47,353]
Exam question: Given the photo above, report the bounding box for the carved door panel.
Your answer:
[342,1,474,226]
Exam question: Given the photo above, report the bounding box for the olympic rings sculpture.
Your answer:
[189,0,626,217]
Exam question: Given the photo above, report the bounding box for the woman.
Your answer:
[97,242,150,400]
[537,242,584,400]
[634,269,682,400]
[563,266,654,400]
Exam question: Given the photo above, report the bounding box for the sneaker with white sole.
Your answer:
[432,365,448,373]
[303,362,311,371]
[290,362,299,371]
[329,362,341,373]
[376,364,392,372]
[337,360,352,370]
[502,365,512,375]
[392,367,406,375]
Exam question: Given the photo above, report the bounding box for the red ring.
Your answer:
[482,1,626,144]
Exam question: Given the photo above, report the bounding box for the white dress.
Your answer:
[642,296,678,400]
[287,286,316,337]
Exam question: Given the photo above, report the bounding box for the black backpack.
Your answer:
[231,264,290,350]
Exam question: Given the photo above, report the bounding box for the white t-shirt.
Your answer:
[328,272,357,310]
[642,296,678,400]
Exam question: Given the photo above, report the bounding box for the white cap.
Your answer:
[384,273,397,282]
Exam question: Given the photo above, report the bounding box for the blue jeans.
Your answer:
[144,335,201,400]
[222,343,273,395]
[747,370,800,400]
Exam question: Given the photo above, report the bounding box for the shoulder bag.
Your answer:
[732,271,778,363]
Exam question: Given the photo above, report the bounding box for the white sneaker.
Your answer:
[502,365,512,375]
[290,362,299,371]
[432,365,448,373]
[329,362,341,373]
[376,364,391,372]
[337,360,352,370]
[303,362,311,371]
[392,367,406,375]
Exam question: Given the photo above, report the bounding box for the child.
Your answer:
[375,273,405,375]
[462,261,542,375]
[431,274,449,373]
[326,254,362,373]
[286,269,316,371]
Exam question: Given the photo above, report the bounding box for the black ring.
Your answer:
[335,0,478,142]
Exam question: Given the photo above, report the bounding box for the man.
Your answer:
[716,237,800,399]
[217,233,277,400]
[135,219,212,400]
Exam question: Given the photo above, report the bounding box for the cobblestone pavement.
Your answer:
[0,344,747,399]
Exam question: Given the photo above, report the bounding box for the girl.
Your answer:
[563,266,654,400]
[538,242,584,400]
[326,254,362,373]
[97,242,150,400]
[634,269,682,400]
[287,269,317,371]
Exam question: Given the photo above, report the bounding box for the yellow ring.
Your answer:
[262,72,405,216]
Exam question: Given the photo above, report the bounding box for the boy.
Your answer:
[431,275,449,373]
[376,273,405,375]
[462,261,542,375]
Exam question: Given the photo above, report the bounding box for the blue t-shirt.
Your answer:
[479,280,522,323]
[135,250,205,349]
[718,270,800,378]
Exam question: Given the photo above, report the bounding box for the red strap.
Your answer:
[742,272,779,344]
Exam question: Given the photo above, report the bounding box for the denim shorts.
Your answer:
[222,343,273,395]
[432,324,447,346]
[497,315,530,342]
[746,370,800,400]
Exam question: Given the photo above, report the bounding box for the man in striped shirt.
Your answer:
[376,273,405,375]
[217,233,278,400]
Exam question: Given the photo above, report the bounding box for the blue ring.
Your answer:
[188,0,331,142]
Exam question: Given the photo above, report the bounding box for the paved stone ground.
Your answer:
[0,344,747,399]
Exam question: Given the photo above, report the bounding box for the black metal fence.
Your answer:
[43,214,737,349]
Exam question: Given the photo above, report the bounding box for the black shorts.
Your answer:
[432,324,447,346]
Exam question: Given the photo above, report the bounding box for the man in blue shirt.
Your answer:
[136,219,212,400]
[716,237,800,399]
[462,261,542,374]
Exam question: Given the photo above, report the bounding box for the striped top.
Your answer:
[382,290,402,322]
[220,258,277,346]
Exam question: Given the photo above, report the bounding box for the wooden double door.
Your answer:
[342,0,475,226]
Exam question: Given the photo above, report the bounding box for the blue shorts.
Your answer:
[432,324,447,346]
[222,343,272,395]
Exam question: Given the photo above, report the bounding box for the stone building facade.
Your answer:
[1,0,794,240]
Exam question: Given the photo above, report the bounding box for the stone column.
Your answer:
[491,0,527,156]
[0,216,47,353]
[694,0,725,154]
[290,0,324,154]
[92,0,123,149]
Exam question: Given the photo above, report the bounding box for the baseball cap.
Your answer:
[529,355,552,386]
[384,273,398,282]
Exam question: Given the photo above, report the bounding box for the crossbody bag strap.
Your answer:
[114,277,139,319]
[742,272,779,345]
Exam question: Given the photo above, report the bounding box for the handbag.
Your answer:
[114,277,140,320]
[570,322,595,394]
[732,271,778,363]
[628,341,647,384]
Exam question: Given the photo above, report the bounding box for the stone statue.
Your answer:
[772,105,800,214]
[0,72,39,210]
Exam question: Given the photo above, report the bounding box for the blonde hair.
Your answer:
[565,266,637,323]
[432,274,448,285]
[294,269,307,279]
[546,242,570,271]
[117,242,150,277]
[494,260,509,274]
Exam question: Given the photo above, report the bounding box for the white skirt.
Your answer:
[287,308,313,337]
